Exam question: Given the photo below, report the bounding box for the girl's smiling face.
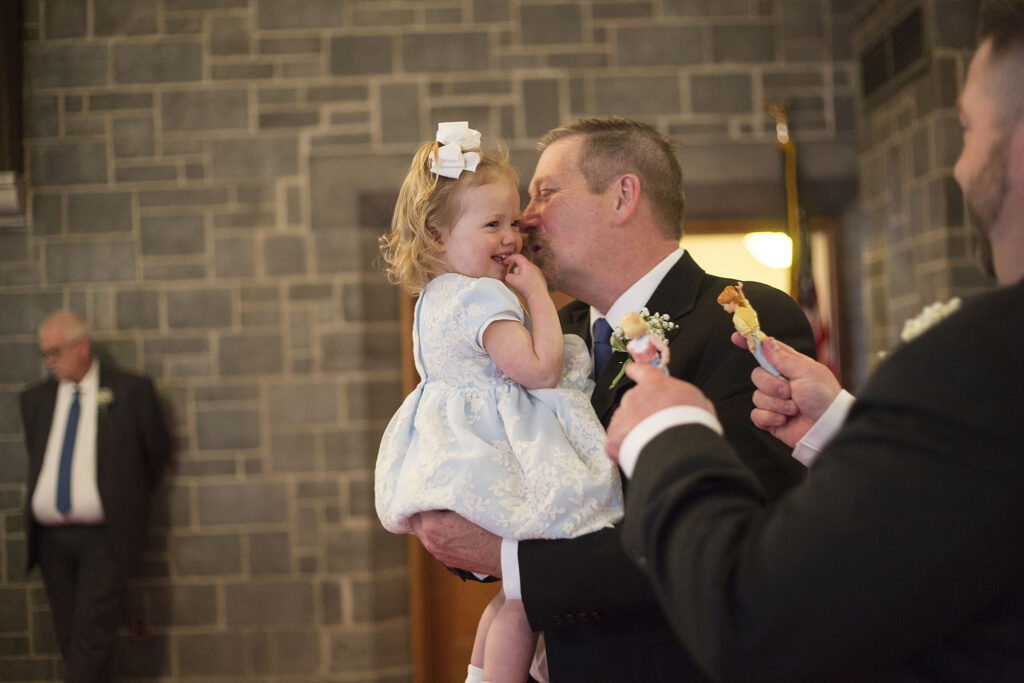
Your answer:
[438,180,523,280]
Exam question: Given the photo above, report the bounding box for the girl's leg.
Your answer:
[468,591,505,682]
[482,597,537,683]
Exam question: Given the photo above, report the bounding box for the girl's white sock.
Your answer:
[465,664,483,683]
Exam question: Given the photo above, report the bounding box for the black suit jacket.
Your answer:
[622,278,1024,681]
[20,364,171,574]
[519,252,816,681]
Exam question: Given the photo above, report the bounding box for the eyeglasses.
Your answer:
[40,337,83,360]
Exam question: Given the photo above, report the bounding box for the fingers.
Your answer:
[624,360,665,384]
[730,331,748,349]
[752,387,798,416]
[750,407,788,430]
[752,366,791,399]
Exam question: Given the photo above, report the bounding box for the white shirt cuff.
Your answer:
[792,389,856,467]
[500,538,521,599]
[619,406,723,479]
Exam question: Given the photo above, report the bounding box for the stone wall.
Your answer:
[853,0,993,361]
[0,1,860,680]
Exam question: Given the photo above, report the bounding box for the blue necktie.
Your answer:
[593,318,613,377]
[56,388,80,515]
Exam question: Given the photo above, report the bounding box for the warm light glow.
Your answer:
[742,232,792,269]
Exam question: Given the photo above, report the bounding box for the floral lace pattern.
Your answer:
[375,274,623,540]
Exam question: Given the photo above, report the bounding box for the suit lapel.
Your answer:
[591,252,707,424]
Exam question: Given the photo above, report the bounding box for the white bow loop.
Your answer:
[430,121,482,179]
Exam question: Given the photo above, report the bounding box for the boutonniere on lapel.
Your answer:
[97,387,114,417]
[608,308,677,388]
[878,297,962,360]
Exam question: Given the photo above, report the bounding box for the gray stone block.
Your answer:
[95,0,158,36]
[321,330,400,373]
[46,241,135,283]
[330,35,393,76]
[115,164,178,183]
[267,383,337,424]
[664,0,749,14]
[143,263,208,281]
[211,137,299,178]
[141,215,205,256]
[166,0,247,8]
[263,235,307,276]
[198,482,289,524]
[288,284,331,300]
[178,633,247,676]
[115,290,159,330]
[592,75,681,115]
[89,93,153,110]
[329,622,410,672]
[211,16,250,56]
[345,380,403,421]
[175,534,242,575]
[402,32,490,72]
[226,582,314,625]
[162,90,249,131]
[618,26,703,66]
[326,526,406,573]
[521,5,582,45]
[68,192,133,233]
[259,111,320,129]
[24,96,59,138]
[31,142,108,186]
[713,25,776,63]
[257,0,344,29]
[594,1,653,18]
[379,83,421,143]
[31,195,62,236]
[166,289,232,328]
[0,293,63,336]
[691,73,753,113]
[260,37,321,55]
[219,334,284,374]
[250,532,292,574]
[351,575,408,622]
[215,236,256,278]
[45,0,87,38]
[113,43,203,84]
[25,44,107,88]
[269,630,321,674]
[112,117,155,158]
[211,63,275,80]
[523,79,561,139]
[140,188,230,208]
[342,279,399,322]
[269,432,316,473]
[307,85,368,102]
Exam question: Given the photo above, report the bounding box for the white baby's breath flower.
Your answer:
[97,387,114,416]
[899,297,962,343]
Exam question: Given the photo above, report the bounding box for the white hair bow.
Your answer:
[430,121,482,179]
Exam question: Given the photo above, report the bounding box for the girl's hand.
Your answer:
[503,253,547,299]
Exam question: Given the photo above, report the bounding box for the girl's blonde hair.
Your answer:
[379,136,518,295]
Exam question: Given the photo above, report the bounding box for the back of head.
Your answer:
[978,0,1024,129]
[538,117,685,240]
[380,131,518,295]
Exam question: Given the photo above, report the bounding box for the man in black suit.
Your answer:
[20,311,171,682]
[604,2,1024,678]
[412,118,815,681]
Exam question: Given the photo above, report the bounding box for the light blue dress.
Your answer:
[375,274,623,540]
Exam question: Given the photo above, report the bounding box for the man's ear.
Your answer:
[611,174,641,224]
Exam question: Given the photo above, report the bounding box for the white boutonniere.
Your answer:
[608,308,678,388]
[97,387,114,417]
[900,297,962,342]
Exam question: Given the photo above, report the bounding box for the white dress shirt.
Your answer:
[501,249,687,597]
[32,360,106,525]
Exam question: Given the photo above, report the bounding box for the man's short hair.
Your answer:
[538,117,686,240]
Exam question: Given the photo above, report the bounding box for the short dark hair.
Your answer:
[979,0,1024,53]
[538,117,686,240]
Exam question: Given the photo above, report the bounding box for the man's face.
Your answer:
[39,323,90,384]
[520,137,610,295]
[955,40,1010,276]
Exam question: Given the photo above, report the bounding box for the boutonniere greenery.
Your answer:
[97,387,114,417]
[608,308,678,389]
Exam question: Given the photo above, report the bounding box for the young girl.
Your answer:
[376,122,623,683]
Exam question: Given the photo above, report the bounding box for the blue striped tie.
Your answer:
[56,388,80,515]
[593,318,613,377]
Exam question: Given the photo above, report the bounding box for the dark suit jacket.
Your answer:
[622,278,1024,681]
[519,252,816,682]
[20,364,171,574]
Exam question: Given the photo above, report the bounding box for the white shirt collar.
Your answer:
[591,248,685,332]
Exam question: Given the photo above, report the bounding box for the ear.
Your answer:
[610,173,641,225]
[428,225,444,246]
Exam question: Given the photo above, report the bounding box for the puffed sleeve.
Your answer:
[457,277,526,351]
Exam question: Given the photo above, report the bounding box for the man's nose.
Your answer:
[518,202,538,233]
